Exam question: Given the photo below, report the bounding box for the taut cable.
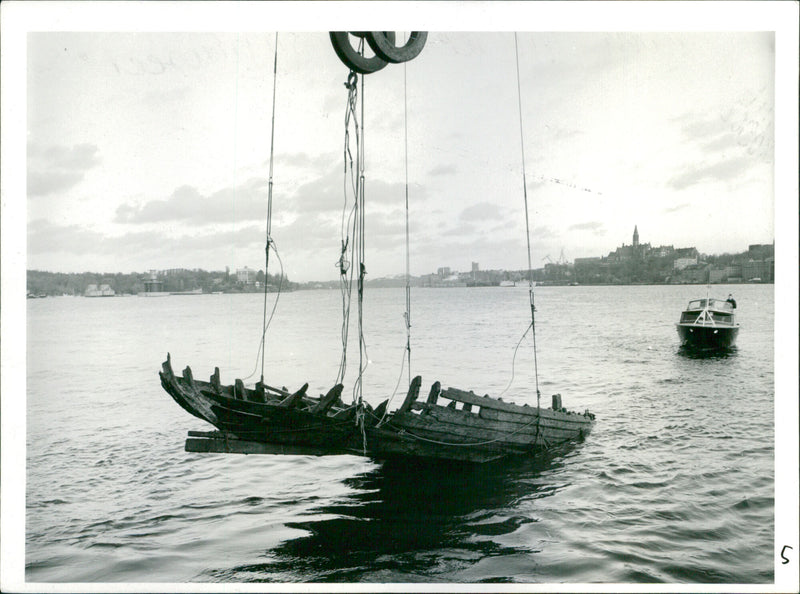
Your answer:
[260,32,279,383]
[514,33,541,407]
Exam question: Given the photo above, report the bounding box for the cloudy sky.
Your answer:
[6,3,795,282]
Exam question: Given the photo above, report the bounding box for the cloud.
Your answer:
[428,164,458,177]
[274,151,337,171]
[273,212,339,252]
[289,167,353,214]
[663,202,690,214]
[698,133,741,153]
[665,108,772,191]
[675,108,773,162]
[115,178,268,224]
[667,156,752,190]
[28,219,106,255]
[27,171,86,198]
[569,221,605,233]
[678,114,728,141]
[459,202,505,222]
[440,222,477,237]
[27,142,101,197]
[114,160,418,243]
[290,167,413,215]
[28,217,264,262]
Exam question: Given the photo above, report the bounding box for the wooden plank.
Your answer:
[201,386,336,419]
[478,406,592,428]
[398,404,588,443]
[210,368,221,392]
[254,381,266,403]
[426,381,441,405]
[162,354,174,378]
[397,376,422,414]
[185,436,354,456]
[371,399,389,423]
[187,430,225,438]
[331,404,358,420]
[389,414,583,451]
[279,383,309,408]
[182,366,195,387]
[392,410,556,446]
[398,413,526,440]
[365,427,506,462]
[262,383,292,398]
[311,384,344,414]
[234,379,247,400]
[442,387,592,423]
[379,415,528,452]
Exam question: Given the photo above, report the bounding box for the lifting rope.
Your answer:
[403,48,412,387]
[335,70,359,385]
[335,39,370,416]
[376,41,415,427]
[514,33,541,410]
[245,32,284,386]
[328,33,426,446]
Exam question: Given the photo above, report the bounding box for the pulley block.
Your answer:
[329,31,427,73]
[366,31,428,64]
[329,32,395,74]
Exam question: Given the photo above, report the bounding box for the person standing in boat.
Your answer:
[726,294,737,308]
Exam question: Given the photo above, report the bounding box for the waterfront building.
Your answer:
[237,266,256,284]
[742,258,774,282]
[674,257,699,271]
[140,270,168,296]
[85,283,116,297]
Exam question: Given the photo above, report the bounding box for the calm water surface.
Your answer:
[26,284,774,584]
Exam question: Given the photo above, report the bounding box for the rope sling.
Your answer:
[335,40,371,452]
[249,33,547,452]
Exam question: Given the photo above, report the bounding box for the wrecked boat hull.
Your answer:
[160,355,595,463]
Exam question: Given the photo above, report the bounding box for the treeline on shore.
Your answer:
[26,269,295,297]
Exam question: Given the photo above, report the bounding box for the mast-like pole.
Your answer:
[514,33,540,406]
[356,65,366,407]
[261,32,279,383]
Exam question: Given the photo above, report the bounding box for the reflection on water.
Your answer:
[677,345,738,360]
[209,452,571,583]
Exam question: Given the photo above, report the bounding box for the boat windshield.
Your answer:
[708,299,734,312]
[686,298,734,312]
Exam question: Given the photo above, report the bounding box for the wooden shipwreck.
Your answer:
[158,33,598,466]
[161,354,595,463]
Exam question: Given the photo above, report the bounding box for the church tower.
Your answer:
[633,225,639,247]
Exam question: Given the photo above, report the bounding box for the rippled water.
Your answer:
[25,284,775,584]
